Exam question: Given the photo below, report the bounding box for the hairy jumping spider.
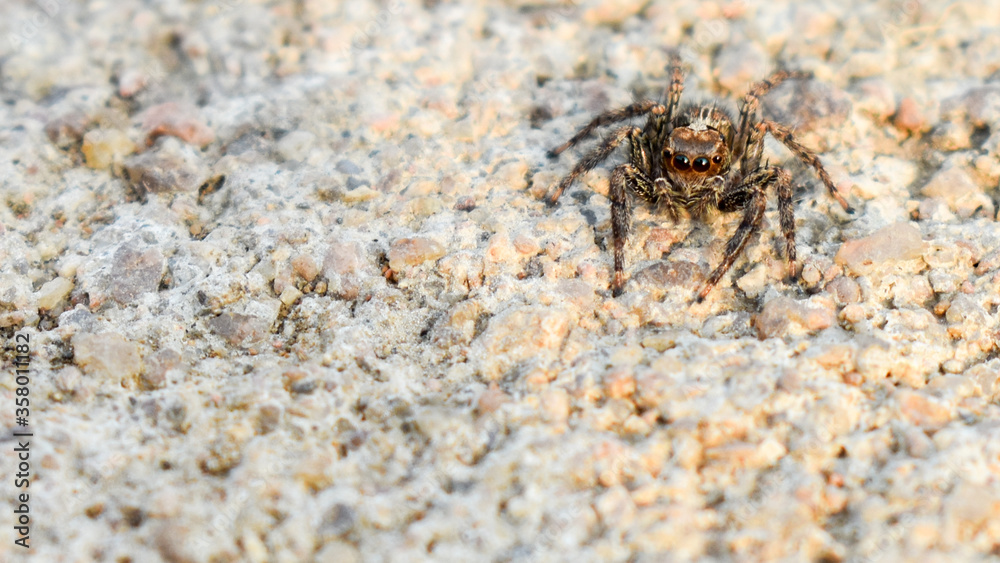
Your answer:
[547,63,854,301]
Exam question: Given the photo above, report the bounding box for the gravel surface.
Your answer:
[2,1,1000,562]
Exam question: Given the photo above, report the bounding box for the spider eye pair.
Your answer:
[672,154,721,172]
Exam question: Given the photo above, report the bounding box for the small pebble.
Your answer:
[336,160,363,175]
[315,541,362,563]
[484,232,516,266]
[825,276,861,305]
[582,0,646,26]
[894,97,927,134]
[891,275,934,309]
[388,237,446,271]
[454,195,476,211]
[541,388,571,422]
[918,198,957,222]
[116,68,149,97]
[920,165,993,218]
[280,286,303,306]
[842,372,864,386]
[603,369,636,400]
[895,390,953,429]
[255,403,283,435]
[473,305,571,380]
[633,260,704,295]
[754,296,835,339]
[642,227,682,259]
[140,102,215,147]
[928,270,958,294]
[966,363,999,401]
[639,332,679,352]
[276,130,316,162]
[141,348,181,390]
[54,367,83,396]
[45,112,89,148]
[852,78,896,121]
[199,436,243,475]
[346,176,370,191]
[323,239,368,299]
[834,222,923,276]
[82,129,136,170]
[930,121,974,151]
[291,254,320,282]
[110,242,165,305]
[341,186,380,203]
[800,261,823,286]
[72,332,143,386]
[944,295,988,339]
[208,312,271,346]
[123,141,208,196]
[512,233,540,256]
[36,277,74,311]
[974,248,1000,276]
[943,85,1000,127]
[0,272,32,308]
[477,383,507,415]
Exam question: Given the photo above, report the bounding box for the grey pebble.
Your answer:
[110,242,165,305]
[336,159,363,175]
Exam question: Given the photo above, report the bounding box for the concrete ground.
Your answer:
[1,0,1000,561]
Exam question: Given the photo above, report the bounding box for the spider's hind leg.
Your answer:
[547,100,662,158]
[775,170,797,280]
[548,125,644,205]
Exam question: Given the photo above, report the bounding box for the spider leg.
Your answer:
[761,119,854,213]
[548,100,663,158]
[644,58,685,155]
[732,70,812,160]
[776,172,797,280]
[697,168,781,301]
[663,58,685,119]
[548,125,642,205]
[740,121,766,174]
[609,163,659,296]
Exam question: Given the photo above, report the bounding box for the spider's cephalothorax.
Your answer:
[546,63,853,301]
[660,106,734,213]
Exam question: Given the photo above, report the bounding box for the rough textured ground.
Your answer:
[2,0,1000,561]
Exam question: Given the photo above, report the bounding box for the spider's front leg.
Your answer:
[733,70,812,162]
[697,167,791,302]
[761,120,854,213]
[608,163,660,296]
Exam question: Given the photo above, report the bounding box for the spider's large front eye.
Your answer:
[693,157,711,172]
[673,154,691,171]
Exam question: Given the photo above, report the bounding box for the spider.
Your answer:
[546,62,854,301]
